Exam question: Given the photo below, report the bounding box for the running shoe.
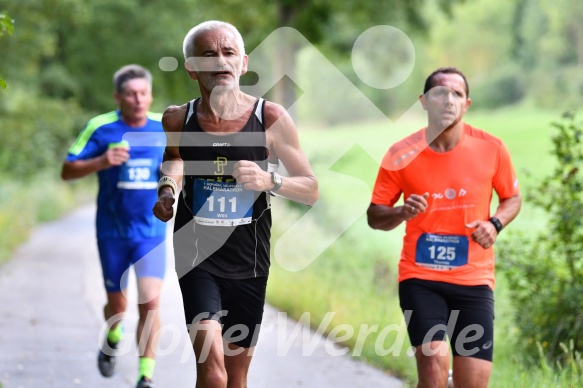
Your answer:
[136,376,155,388]
[97,339,119,377]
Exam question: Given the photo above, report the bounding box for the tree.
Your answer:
[0,12,14,89]
[508,0,583,108]
[0,0,199,110]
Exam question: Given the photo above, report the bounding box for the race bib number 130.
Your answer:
[117,158,157,190]
[192,179,254,226]
[415,233,469,270]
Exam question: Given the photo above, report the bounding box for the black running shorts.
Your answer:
[179,268,268,348]
[399,278,494,361]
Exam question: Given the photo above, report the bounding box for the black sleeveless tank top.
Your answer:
[173,98,272,279]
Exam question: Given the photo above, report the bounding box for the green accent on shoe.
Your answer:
[138,357,156,381]
[107,324,123,344]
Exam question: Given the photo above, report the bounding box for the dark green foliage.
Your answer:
[498,111,583,366]
[0,92,86,178]
[0,12,14,88]
[0,12,13,37]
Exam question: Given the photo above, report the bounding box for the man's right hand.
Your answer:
[102,147,130,168]
[401,192,430,221]
[153,187,175,222]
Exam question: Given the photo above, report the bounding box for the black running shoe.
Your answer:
[136,376,155,388]
[97,339,119,377]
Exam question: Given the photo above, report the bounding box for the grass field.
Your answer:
[0,170,96,265]
[266,106,579,386]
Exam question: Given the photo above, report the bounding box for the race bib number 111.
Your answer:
[192,179,253,226]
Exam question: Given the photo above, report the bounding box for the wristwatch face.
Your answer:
[272,172,282,190]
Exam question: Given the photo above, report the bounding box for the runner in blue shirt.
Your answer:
[62,64,165,388]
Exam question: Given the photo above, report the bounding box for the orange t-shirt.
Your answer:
[371,124,519,290]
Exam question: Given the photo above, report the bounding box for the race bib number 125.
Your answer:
[415,233,469,270]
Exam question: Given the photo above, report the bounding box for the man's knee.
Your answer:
[452,356,491,388]
[197,367,228,388]
[138,297,160,313]
[415,342,450,388]
[106,292,127,314]
[137,277,163,305]
[189,320,224,363]
[224,352,253,388]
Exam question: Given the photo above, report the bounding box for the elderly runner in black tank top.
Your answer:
[174,97,272,280]
[152,21,319,387]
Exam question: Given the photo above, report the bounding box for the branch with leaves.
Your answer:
[0,12,14,89]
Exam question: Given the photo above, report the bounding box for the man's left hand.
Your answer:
[466,220,497,249]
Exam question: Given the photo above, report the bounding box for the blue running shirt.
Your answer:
[66,111,166,239]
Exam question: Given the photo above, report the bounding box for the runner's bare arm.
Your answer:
[232,102,318,205]
[160,104,186,188]
[467,192,522,249]
[61,147,130,180]
[492,193,522,228]
[262,102,319,205]
[153,104,186,222]
[367,203,406,231]
[367,193,429,230]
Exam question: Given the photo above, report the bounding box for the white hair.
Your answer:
[182,20,245,60]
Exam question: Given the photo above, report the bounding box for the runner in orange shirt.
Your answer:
[368,67,521,388]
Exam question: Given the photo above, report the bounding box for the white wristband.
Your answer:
[157,176,177,197]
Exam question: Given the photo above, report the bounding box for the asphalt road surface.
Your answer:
[0,205,404,387]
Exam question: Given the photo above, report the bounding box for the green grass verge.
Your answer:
[0,170,96,265]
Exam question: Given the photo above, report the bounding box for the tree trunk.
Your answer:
[273,2,300,120]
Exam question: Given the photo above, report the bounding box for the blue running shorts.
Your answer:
[97,237,166,292]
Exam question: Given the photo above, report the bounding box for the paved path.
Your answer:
[0,205,404,387]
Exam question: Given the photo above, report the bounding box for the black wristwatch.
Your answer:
[488,217,503,234]
[270,172,282,191]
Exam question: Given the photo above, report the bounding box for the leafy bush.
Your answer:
[0,12,14,89]
[498,111,583,367]
[0,88,86,178]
